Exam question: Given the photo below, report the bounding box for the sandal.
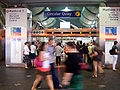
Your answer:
[25,67,29,69]
[31,87,36,90]
[92,75,97,78]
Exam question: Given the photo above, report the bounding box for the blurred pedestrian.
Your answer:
[32,42,54,90]
[62,42,83,90]
[37,38,61,89]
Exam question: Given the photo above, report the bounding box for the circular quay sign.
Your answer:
[44,11,81,17]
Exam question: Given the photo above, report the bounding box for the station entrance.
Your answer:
[31,28,99,63]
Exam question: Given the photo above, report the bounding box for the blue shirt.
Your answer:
[47,45,55,63]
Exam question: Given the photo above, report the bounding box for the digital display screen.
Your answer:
[105,27,117,35]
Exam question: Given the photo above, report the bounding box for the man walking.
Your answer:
[47,38,61,88]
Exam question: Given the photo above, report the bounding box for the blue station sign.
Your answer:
[44,11,81,17]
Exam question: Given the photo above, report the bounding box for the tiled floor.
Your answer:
[0,66,120,90]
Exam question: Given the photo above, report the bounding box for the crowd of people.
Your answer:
[23,38,119,90]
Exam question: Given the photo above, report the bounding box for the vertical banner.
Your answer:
[99,7,120,65]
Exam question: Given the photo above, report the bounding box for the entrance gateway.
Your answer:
[5,7,120,67]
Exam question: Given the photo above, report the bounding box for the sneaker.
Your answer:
[113,69,117,71]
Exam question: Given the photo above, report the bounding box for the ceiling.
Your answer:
[0,0,120,29]
[0,0,120,7]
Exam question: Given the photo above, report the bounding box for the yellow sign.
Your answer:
[75,11,81,17]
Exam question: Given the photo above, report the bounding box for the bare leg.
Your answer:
[31,60,34,67]
[32,75,42,90]
[93,61,97,77]
[97,61,104,74]
[46,75,54,90]
[25,63,28,69]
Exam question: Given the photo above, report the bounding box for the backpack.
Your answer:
[109,49,115,55]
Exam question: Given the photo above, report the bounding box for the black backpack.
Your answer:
[109,48,115,55]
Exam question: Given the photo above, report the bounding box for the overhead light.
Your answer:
[46,7,50,11]
[62,7,71,11]
[91,25,94,28]
[97,14,99,18]
[93,21,96,24]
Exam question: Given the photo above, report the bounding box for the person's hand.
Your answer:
[89,55,92,58]
[102,52,105,55]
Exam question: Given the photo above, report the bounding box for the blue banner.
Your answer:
[44,11,81,17]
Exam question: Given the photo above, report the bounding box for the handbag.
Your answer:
[34,56,43,67]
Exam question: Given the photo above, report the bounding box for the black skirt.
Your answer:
[23,55,30,63]
[30,53,36,60]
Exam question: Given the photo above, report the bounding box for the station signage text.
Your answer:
[44,11,81,17]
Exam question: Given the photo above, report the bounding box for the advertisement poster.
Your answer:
[105,27,117,35]
[11,27,21,36]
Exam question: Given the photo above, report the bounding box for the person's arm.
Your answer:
[115,49,119,53]
[102,52,105,55]
[34,46,36,52]
[39,51,51,61]
[60,47,63,53]
[90,51,98,57]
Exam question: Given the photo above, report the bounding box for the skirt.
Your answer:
[30,53,36,60]
[23,55,30,63]
[36,69,51,76]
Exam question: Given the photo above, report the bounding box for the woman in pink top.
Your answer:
[32,42,54,90]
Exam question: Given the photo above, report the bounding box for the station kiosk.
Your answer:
[5,8,32,67]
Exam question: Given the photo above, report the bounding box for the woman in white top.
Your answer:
[30,42,36,67]
[55,42,63,65]
[32,42,54,90]
[23,42,30,69]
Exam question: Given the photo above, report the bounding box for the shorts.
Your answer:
[36,69,51,76]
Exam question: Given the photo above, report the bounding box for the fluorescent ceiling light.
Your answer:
[62,7,71,11]
[97,14,99,18]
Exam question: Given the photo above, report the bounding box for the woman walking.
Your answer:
[32,42,54,90]
[112,41,119,71]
